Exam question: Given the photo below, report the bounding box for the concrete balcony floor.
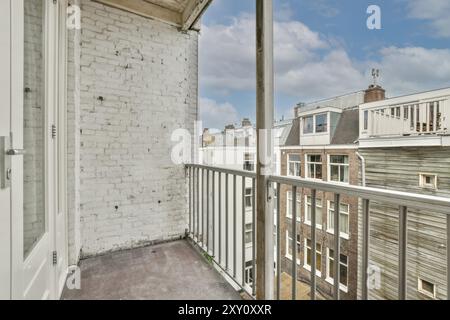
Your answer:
[62,240,241,300]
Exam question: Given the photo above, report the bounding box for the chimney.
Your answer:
[364,84,385,103]
[241,118,252,127]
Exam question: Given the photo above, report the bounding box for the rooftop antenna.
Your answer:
[371,68,380,86]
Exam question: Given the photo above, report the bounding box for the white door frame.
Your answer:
[9,0,68,300]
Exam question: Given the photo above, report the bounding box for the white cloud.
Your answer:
[407,0,450,38]
[199,97,239,130]
[374,46,450,95]
[199,14,363,101]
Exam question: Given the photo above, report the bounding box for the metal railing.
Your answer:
[186,164,450,300]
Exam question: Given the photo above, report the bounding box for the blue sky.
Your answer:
[198,0,450,130]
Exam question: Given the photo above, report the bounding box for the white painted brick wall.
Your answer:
[73,0,198,258]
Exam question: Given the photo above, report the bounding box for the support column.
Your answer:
[255,0,274,300]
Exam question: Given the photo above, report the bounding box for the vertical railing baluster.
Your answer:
[219,172,222,266]
[202,168,205,246]
[252,178,256,297]
[334,193,341,300]
[399,205,408,300]
[189,167,192,236]
[276,183,281,300]
[196,167,200,242]
[226,174,229,271]
[242,176,246,287]
[206,170,210,252]
[233,175,237,279]
[212,171,215,258]
[311,189,317,300]
[292,186,297,300]
[362,199,370,300]
[447,214,450,300]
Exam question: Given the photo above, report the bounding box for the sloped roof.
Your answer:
[330,109,359,145]
[283,118,300,147]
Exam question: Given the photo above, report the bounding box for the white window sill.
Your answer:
[303,264,322,277]
[285,254,301,265]
[325,277,348,293]
[326,229,349,240]
[304,221,323,230]
[286,216,302,223]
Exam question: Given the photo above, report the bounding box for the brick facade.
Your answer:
[279,148,359,300]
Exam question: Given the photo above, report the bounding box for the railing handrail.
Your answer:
[269,175,450,214]
[185,164,450,215]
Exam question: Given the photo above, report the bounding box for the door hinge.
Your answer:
[51,124,57,139]
[52,251,58,266]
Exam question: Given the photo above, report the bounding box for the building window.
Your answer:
[286,191,301,220]
[306,154,322,180]
[285,230,301,263]
[315,113,328,133]
[245,188,252,208]
[243,153,255,171]
[327,201,350,238]
[419,174,437,190]
[245,261,254,286]
[304,238,322,275]
[287,154,301,177]
[303,116,314,134]
[329,155,349,183]
[363,110,369,130]
[326,248,348,291]
[305,196,323,228]
[245,223,253,245]
[418,278,436,299]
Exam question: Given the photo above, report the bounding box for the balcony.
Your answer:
[359,88,450,148]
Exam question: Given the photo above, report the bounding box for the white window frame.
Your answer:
[326,201,350,239]
[325,248,348,293]
[286,191,301,221]
[244,261,254,286]
[303,115,314,134]
[419,173,438,190]
[245,223,253,247]
[244,187,252,209]
[303,238,322,276]
[305,154,323,180]
[315,113,328,133]
[418,278,436,299]
[285,230,301,264]
[287,154,301,177]
[328,155,350,184]
[304,195,323,229]
[243,152,255,172]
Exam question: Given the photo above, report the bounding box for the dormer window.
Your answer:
[302,113,328,134]
[315,113,328,133]
[303,116,314,134]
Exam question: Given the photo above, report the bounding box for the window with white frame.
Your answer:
[306,154,322,180]
[315,113,328,133]
[286,191,301,220]
[418,278,436,299]
[363,110,369,131]
[304,238,322,275]
[419,173,437,190]
[326,248,348,291]
[303,116,314,134]
[245,187,252,208]
[245,261,254,286]
[305,195,323,228]
[243,153,255,172]
[287,154,301,177]
[285,230,301,263]
[329,155,349,183]
[327,201,350,238]
[245,223,253,245]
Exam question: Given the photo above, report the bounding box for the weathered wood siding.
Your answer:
[357,147,450,300]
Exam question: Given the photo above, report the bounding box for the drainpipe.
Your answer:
[356,151,366,187]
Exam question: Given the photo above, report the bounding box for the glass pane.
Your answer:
[315,113,328,133]
[23,0,46,258]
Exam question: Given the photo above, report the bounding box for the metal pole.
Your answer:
[233,174,237,278]
[256,0,274,300]
[207,170,210,251]
[362,199,370,300]
[226,174,229,271]
[447,214,450,300]
[311,189,317,300]
[242,177,246,287]
[252,178,257,297]
[196,168,200,241]
[189,167,192,236]
[276,183,281,300]
[292,186,297,300]
[334,193,341,300]
[219,172,222,265]
[212,171,215,257]
[399,206,408,300]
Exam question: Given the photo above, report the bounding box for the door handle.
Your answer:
[6,149,26,156]
[0,136,11,189]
